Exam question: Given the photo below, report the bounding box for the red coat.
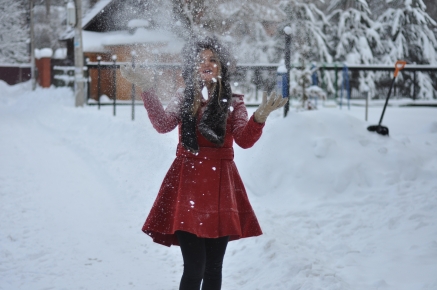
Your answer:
[141,90,264,247]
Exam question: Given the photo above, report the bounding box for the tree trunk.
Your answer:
[45,0,51,17]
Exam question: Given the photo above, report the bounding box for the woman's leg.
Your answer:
[202,235,229,290]
[176,231,205,290]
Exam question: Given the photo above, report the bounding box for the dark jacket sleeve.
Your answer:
[231,95,265,149]
[141,91,181,133]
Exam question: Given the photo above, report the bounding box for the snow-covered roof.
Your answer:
[60,0,113,40]
[82,31,107,52]
[53,48,67,59]
[82,29,185,54]
[35,48,53,59]
[82,0,113,28]
[128,19,150,29]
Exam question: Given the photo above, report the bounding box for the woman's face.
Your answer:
[197,49,220,85]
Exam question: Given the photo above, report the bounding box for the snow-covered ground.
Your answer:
[1,81,436,290]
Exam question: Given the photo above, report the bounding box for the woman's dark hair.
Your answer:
[180,36,234,153]
[181,36,232,88]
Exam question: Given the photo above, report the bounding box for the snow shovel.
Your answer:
[367,60,406,136]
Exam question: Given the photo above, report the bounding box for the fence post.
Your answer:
[254,68,261,101]
[85,58,90,102]
[321,64,326,91]
[283,27,291,117]
[131,51,136,121]
[413,70,417,100]
[112,55,117,116]
[365,90,369,121]
[97,55,101,110]
[335,64,338,100]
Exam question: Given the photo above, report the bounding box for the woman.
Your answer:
[121,36,287,290]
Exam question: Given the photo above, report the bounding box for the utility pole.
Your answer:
[30,0,36,91]
[283,26,292,117]
[73,0,85,107]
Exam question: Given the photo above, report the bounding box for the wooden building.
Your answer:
[60,0,185,101]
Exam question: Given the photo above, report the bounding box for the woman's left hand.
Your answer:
[254,91,288,123]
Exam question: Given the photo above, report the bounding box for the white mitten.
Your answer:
[254,91,288,123]
[120,65,155,91]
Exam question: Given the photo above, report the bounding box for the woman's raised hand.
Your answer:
[120,65,155,91]
[254,91,288,123]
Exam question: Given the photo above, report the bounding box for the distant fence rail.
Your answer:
[0,64,31,85]
[84,59,437,120]
[317,64,437,100]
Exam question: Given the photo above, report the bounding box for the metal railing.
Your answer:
[84,58,437,120]
[311,63,437,100]
[85,59,279,118]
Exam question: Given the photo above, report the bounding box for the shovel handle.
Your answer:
[394,60,407,77]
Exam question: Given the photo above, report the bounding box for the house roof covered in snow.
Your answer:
[82,29,184,54]
[60,0,184,54]
[60,0,113,40]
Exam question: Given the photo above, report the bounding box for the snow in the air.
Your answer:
[0,81,436,290]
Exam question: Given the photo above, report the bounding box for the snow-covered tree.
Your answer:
[170,0,284,63]
[378,0,437,64]
[378,0,437,99]
[276,1,334,96]
[171,0,206,36]
[34,4,69,50]
[217,0,284,63]
[327,0,384,97]
[279,1,332,64]
[0,0,29,63]
[328,0,382,64]
[423,0,437,21]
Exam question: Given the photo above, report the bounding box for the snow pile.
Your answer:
[234,108,437,289]
[241,110,433,198]
[1,84,436,290]
[53,48,67,59]
[34,48,53,59]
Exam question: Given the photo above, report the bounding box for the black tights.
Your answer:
[176,231,229,290]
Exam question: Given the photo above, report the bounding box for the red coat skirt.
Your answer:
[141,91,264,247]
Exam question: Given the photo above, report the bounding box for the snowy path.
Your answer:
[0,89,181,290]
[1,113,120,287]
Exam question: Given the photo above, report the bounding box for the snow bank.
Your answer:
[35,48,53,59]
[239,110,433,199]
[53,48,67,59]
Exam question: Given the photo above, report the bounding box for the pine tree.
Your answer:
[217,0,284,63]
[170,0,283,63]
[328,0,381,65]
[378,0,437,99]
[378,0,437,64]
[422,0,437,21]
[280,1,332,64]
[327,0,383,97]
[0,0,29,63]
[170,0,208,38]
